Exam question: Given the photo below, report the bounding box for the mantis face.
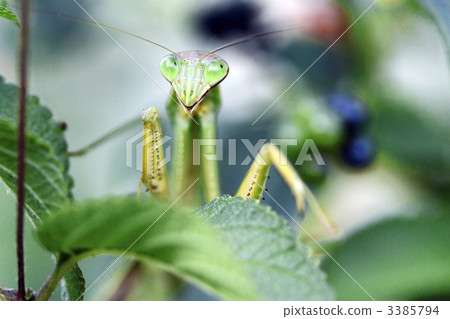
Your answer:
[160,50,229,112]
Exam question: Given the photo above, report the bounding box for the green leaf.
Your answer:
[0,76,73,223]
[195,196,335,301]
[0,76,81,299]
[61,264,86,301]
[0,1,19,26]
[0,119,68,224]
[37,196,258,301]
[322,213,450,300]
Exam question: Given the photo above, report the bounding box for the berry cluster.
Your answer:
[328,93,376,169]
[282,92,377,184]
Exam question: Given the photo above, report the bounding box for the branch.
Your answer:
[16,0,30,301]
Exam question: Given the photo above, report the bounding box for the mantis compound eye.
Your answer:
[203,59,229,86]
[160,55,180,82]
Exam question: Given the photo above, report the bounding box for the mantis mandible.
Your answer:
[56,10,337,234]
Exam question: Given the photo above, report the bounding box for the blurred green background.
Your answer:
[0,0,449,300]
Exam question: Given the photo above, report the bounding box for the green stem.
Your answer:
[36,255,78,301]
[36,250,112,300]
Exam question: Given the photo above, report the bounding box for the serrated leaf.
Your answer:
[0,76,73,222]
[322,213,450,300]
[0,76,72,198]
[37,196,258,301]
[61,264,86,301]
[194,196,335,301]
[0,1,19,26]
[0,119,68,224]
[0,76,81,299]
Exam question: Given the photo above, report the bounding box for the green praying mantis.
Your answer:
[137,47,337,234]
[58,8,337,234]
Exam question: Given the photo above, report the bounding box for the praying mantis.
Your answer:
[136,43,337,234]
[47,3,337,234]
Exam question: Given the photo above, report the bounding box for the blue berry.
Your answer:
[328,93,369,134]
[342,135,376,168]
[197,1,260,39]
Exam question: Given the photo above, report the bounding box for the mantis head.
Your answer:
[160,50,229,113]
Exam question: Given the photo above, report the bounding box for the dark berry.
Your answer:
[197,1,259,39]
[59,120,68,131]
[328,93,369,134]
[342,135,376,168]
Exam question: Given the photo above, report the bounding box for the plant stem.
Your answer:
[36,255,77,301]
[16,0,30,301]
[36,266,64,301]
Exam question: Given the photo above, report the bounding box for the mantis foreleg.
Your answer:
[236,144,337,234]
[138,107,168,199]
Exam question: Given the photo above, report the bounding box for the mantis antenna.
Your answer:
[32,9,299,56]
[31,9,177,54]
[209,27,300,54]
